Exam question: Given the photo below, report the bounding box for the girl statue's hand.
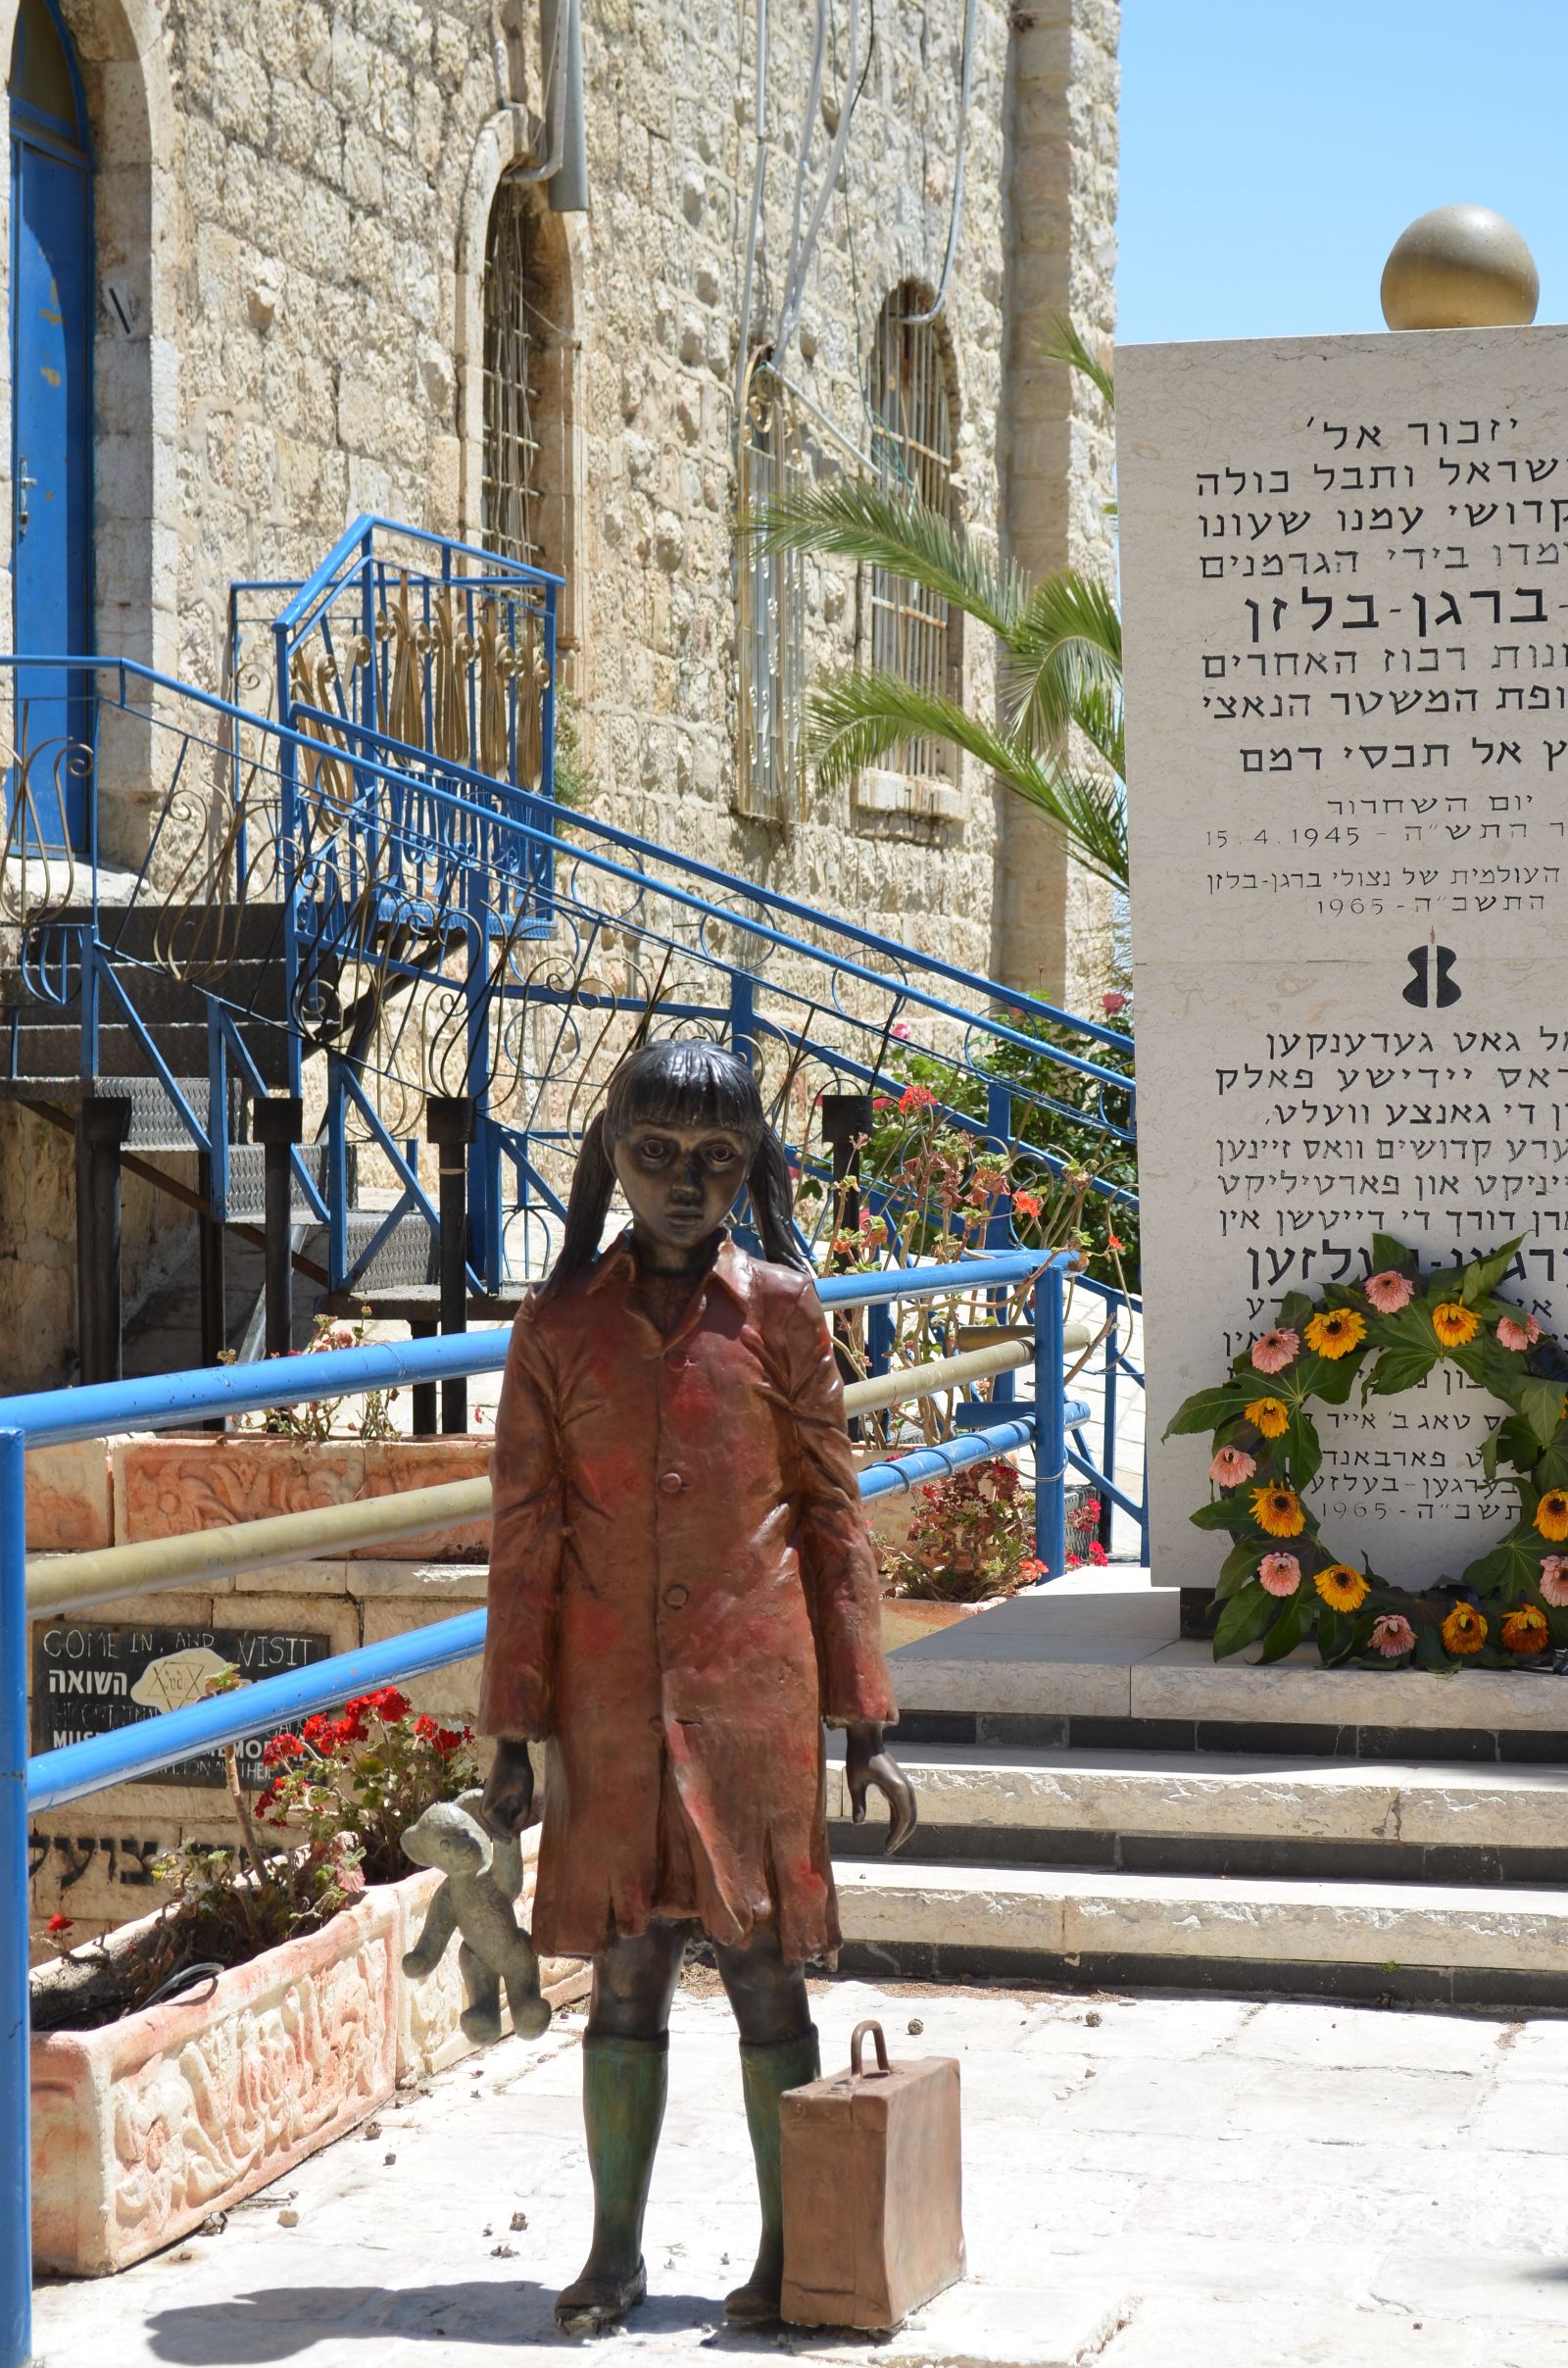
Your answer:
[480,1738,537,1838]
[844,1723,917,1855]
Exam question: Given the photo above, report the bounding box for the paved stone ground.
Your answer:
[31,1976,1568,2367]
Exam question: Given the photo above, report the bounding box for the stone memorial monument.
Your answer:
[1122,212,1567,1598]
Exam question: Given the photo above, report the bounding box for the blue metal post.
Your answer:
[1033,1263,1067,1581]
[1,1427,33,2368]
[985,1082,1015,1406]
[326,1054,349,1293]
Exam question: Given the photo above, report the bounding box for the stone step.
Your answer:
[826,1742,1568,1887]
[887,1573,1568,1764]
[830,1853,1568,2012]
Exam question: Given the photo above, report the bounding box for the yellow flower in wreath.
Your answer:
[1250,1484,1305,1539]
[1314,1564,1370,1612]
[1303,1308,1366,1359]
[1501,1603,1549,1655]
[1536,1490,1568,1543]
[1432,1302,1480,1349]
[1244,1397,1290,1439]
[1441,1603,1488,1654]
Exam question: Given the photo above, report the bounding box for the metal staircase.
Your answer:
[0,516,1141,1512]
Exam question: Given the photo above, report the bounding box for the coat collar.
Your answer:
[585,1229,752,1307]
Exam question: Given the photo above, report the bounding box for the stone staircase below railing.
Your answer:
[829,1575,1568,2011]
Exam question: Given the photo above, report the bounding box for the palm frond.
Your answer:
[1037,314,1114,412]
[746,478,1021,640]
[802,667,1128,891]
[1003,569,1122,756]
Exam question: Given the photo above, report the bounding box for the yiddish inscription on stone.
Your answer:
[1121,326,1568,1590]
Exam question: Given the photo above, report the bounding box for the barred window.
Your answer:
[482,177,548,570]
[866,287,960,787]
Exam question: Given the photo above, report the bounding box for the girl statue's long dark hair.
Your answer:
[545,1037,808,1291]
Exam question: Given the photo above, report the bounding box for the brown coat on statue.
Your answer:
[479,1231,897,1966]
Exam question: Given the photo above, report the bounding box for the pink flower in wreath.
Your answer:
[1258,1553,1301,1597]
[1250,1328,1299,1376]
[1369,1612,1417,1658]
[1364,1271,1414,1314]
[1538,1556,1568,1607]
[1496,1313,1543,1353]
[1208,1446,1257,1489]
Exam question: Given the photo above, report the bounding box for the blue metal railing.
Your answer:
[1,1248,1088,2366]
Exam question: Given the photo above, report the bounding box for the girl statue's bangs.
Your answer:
[604,1039,764,1145]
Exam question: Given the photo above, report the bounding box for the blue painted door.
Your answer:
[9,0,92,849]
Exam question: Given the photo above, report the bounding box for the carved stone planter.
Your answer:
[31,1884,402,2275]
[115,1434,494,1560]
[30,1852,587,2275]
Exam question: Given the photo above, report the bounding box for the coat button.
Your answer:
[666,1347,688,1369]
[659,1470,684,1495]
[663,1583,689,1607]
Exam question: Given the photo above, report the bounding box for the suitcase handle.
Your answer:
[850,2019,891,2079]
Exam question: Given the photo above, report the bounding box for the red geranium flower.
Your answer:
[262,1732,304,1766]
[46,1913,74,1938]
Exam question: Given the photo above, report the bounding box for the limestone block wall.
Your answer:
[10,0,1116,969]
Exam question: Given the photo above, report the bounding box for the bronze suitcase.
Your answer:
[779,2018,964,2331]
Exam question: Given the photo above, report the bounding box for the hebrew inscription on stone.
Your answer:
[1121,325,1568,1591]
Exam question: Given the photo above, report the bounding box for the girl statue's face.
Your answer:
[612,1120,752,1270]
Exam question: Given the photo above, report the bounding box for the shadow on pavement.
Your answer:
[137,2281,820,2360]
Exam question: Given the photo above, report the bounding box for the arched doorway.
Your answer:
[9,0,92,848]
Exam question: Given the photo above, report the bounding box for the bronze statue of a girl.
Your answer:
[479,1038,914,2334]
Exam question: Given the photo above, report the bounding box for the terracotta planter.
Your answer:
[30,1850,586,2275]
[115,1434,493,1560]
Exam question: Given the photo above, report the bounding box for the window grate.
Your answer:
[736,364,808,825]
[866,289,958,784]
[482,178,547,572]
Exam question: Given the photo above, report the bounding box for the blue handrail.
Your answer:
[0,1248,1074,2366]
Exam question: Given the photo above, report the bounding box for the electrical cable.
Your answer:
[774,0,830,361]
[775,0,865,370]
[735,0,771,428]
[903,0,978,327]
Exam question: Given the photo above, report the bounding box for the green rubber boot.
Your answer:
[724,2026,821,2327]
[555,2033,669,2336]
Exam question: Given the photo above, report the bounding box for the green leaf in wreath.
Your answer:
[1461,1237,1526,1307]
[1276,1292,1315,1333]
[1286,1410,1322,1491]
[1189,1494,1255,1535]
[1215,1536,1266,1599]
[1213,1580,1276,1659]
[1517,1376,1565,1450]
[1362,1344,1440,1400]
[1533,1442,1568,1492]
[1256,1589,1310,1663]
[1305,1352,1360,1408]
[1163,1385,1251,1440]
[1370,1232,1420,1280]
[1461,1531,1548,1600]
[1414,1621,1455,1673]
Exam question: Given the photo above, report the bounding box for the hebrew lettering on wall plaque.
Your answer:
[1121,324,1568,1590]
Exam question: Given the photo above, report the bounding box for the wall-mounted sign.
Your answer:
[32,1622,332,1787]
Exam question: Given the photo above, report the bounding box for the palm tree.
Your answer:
[747,321,1125,892]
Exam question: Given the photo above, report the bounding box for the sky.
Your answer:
[1117,1,1568,347]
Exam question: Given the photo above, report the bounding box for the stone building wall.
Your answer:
[1,0,1117,1379]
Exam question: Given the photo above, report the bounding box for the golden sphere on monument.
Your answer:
[1380,205,1540,330]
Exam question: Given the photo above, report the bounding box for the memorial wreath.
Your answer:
[1167,1233,1568,1669]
